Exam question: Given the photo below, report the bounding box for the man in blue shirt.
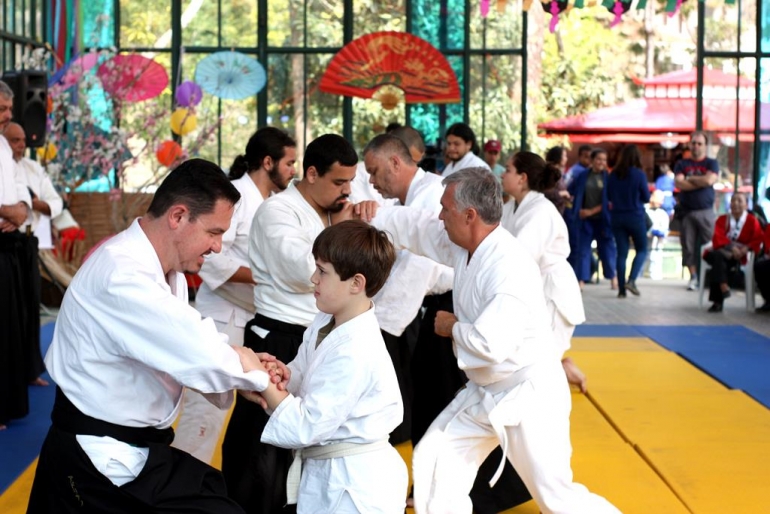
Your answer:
[674,131,719,290]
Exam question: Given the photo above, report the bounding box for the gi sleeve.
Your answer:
[102,269,270,394]
[371,205,458,269]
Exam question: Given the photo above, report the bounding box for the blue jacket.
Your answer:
[607,167,650,217]
[567,168,611,229]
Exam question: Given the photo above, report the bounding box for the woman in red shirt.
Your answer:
[704,192,764,312]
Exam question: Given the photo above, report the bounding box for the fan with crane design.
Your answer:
[319,31,461,109]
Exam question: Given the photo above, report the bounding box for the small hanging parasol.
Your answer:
[319,31,461,109]
[96,54,169,102]
[49,52,101,89]
[194,51,266,100]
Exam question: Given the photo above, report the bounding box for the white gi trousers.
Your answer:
[172,313,244,463]
[412,360,621,514]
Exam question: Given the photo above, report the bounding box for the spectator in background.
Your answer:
[674,131,719,291]
[483,139,505,180]
[543,146,570,215]
[703,192,763,312]
[564,144,592,187]
[607,144,650,298]
[646,190,670,280]
[755,221,770,313]
[654,163,676,219]
[567,149,617,289]
[441,122,490,177]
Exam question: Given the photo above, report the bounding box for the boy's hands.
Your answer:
[255,352,291,391]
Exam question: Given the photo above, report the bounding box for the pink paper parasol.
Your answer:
[97,54,169,102]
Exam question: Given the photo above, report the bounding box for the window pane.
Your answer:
[306,54,342,140]
[82,0,115,48]
[267,53,305,153]
[758,57,770,219]
[352,97,406,151]
[469,0,524,50]
[183,0,219,47]
[120,1,172,48]
[704,0,740,51]
[220,97,258,171]
[307,0,343,48]
[221,0,258,48]
[763,0,770,53]
[353,0,405,39]
[469,54,523,151]
[268,0,302,47]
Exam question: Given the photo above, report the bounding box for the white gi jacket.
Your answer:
[501,192,585,352]
[371,168,453,336]
[46,219,270,483]
[195,174,262,326]
[441,152,490,177]
[249,181,324,327]
[0,136,31,218]
[261,306,407,513]
[16,156,63,248]
[372,209,551,384]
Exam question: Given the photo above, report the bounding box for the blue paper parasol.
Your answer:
[194,51,266,100]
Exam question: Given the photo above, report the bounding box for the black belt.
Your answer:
[52,387,174,446]
[251,313,307,337]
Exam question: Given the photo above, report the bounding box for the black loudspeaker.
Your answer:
[2,70,47,148]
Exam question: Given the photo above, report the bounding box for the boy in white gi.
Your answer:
[240,219,408,514]
[366,168,621,514]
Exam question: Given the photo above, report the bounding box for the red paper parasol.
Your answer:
[319,31,460,106]
[97,54,169,102]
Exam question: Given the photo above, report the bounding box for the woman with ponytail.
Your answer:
[173,127,297,464]
[500,151,587,392]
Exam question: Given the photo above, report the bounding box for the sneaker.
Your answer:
[687,277,699,291]
[626,281,640,296]
[617,292,627,299]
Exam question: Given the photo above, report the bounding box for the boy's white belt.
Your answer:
[286,439,390,504]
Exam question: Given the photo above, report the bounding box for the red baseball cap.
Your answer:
[484,140,502,152]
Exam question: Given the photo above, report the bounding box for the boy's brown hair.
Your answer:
[312,220,396,297]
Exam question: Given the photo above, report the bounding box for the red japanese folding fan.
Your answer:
[319,31,461,106]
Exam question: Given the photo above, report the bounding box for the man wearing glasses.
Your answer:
[674,131,719,290]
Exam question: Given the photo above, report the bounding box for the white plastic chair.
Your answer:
[699,242,756,311]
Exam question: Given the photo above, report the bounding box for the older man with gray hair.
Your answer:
[0,79,33,430]
[368,167,620,514]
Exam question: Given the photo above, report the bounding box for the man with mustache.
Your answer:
[26,159,284,513]
[222,133,359,514]
[174,127,297,464]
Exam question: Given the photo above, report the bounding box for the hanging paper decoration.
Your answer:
[606,0,632,27]
[170,108,198,136]
[36,142,58,162]
[542,0,569,33]
[496,0,508,12]
[194,51,266,100]
[481,0,491,17]
[175,80,203,107]
[666,0,684,16]
[319,31,461,108]
[156,140,183,167]
[96,54,169,102]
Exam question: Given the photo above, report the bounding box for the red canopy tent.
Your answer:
[538,69,770,143]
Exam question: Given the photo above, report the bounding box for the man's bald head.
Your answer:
[4,122,26,161]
